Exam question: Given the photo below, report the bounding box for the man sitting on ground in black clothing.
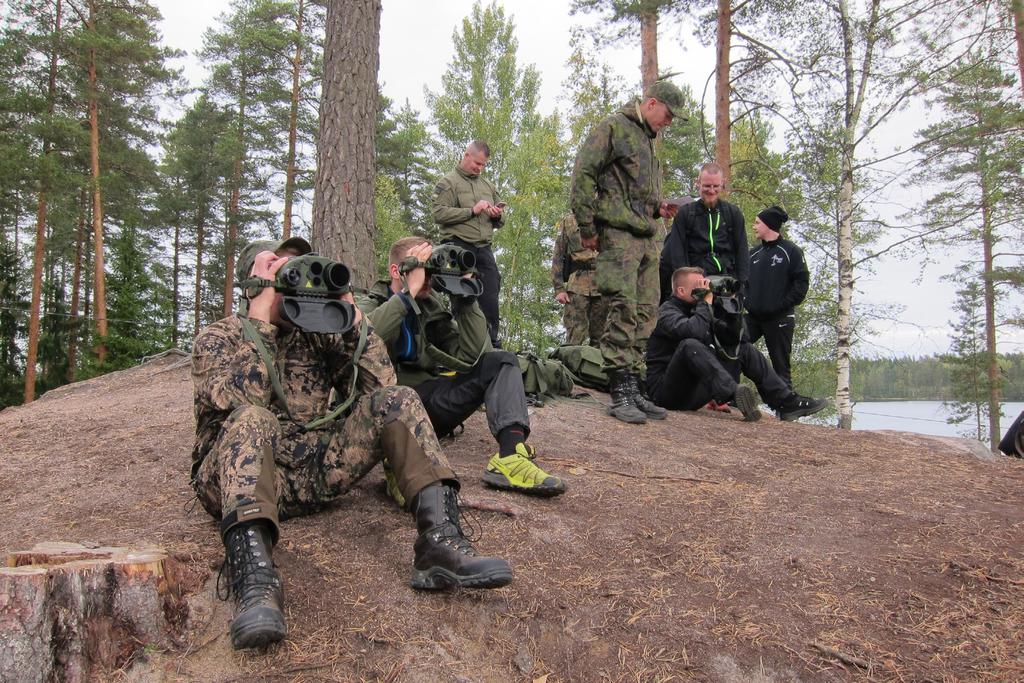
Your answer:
[646,266,828,422]
[357,237,566,501]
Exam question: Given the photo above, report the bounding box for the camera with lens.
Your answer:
[273,255,356,334]
[400,244,483,298]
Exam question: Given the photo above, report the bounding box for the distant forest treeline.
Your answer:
[845,354,1024,402]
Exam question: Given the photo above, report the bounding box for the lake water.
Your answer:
[853,401,1024,439]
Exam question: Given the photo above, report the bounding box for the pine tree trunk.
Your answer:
[639,10,658,92]
[283,0,305,240]
[715,0,732,184]
[67,191,85,383]
[194,207,205,337]
[1012,0,1024,99]
[172,207,181,348]
[222,93,246,318]
[313,0,381,285]
[87,1,108,365]
[24,0,62,403]
[981,201,1000,450]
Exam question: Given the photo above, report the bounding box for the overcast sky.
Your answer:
[152,0,1021,359]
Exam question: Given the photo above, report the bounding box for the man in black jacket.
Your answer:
[745,206,809,388]
[660,163,748,302]
[646,266,827,422]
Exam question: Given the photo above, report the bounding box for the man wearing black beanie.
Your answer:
[745,205,809,389]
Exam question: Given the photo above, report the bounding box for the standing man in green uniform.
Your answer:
[551,212,606,346]
[432,140,505,347]
[191,237,513,651]
[570,80,686,424]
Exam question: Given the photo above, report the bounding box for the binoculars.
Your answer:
[273,255,356,334]
[399,244,484,298]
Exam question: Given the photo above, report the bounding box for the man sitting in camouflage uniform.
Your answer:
[358,237,566,499]
[551,212,606,347]
[191,237,513,651]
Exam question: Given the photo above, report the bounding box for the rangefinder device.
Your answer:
[400,244,483,298]
[274,254,356,334]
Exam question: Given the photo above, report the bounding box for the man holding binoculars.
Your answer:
[359,237,567,502]
[191,236,515,651]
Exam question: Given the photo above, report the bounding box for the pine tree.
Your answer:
[201,0,295,314]
[913,47,1024,450]
[943,279,993,442]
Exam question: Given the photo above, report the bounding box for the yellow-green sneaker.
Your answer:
[382,458,406,508]
[482,443,567,497]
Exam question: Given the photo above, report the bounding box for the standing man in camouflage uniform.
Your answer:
[191,237,513,651]
[570,80,686,424]
[551,213,606,346]
[432,140,505,347]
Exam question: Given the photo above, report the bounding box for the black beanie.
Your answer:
[757,205,789,233]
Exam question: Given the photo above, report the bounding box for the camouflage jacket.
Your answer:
[357,280,492,387]
[431,167,505,246]
[570,101,664,240]
[551,214,599,296]
[190,315,396,477]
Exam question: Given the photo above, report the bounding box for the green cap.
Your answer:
[235,236,312,283]
[643,80,688,120]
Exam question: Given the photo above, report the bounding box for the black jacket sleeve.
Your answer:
[660,209,692,303]
[782,241,809,310]
[654,299,714,344]
[729,204,749,288]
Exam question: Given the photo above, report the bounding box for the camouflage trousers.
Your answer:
[595,227,659,372]
[192,385,455,539]
[563,292,608,347]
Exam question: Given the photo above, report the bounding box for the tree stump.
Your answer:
[1,542,190,683]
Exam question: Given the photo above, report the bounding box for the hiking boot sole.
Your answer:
[734,386,761,422]
[607,405,647,424]
[481,471,567,497]
[230,607,287,650]
[410,565,514,590]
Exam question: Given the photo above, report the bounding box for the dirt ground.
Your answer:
[1,353,1023,682]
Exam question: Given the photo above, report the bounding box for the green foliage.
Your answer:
[0,235,25,408]
[103,223,173,370]
[942,280,992,440]
[373,174,408,279]
[376,95,435,232]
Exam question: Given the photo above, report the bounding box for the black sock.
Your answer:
[496,426,525,457]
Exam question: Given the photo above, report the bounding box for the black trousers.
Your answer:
[444,238,501,346]
[414,350,529,440]
[651,339,792,411]
[745,313,795,389]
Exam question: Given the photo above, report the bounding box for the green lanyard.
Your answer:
[707,210,723,272]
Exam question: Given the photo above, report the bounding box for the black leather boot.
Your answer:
[629,373,667,420]
[411,483,514,590]
[607,370,647,424]
[221,522,287,649]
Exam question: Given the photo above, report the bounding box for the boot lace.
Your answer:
[216,528,280,608]
[430,487,481,556]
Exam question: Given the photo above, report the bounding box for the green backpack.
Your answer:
[517,353,576,404]
[549,345,608,392]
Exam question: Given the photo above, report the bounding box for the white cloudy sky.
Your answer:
[152,0,1021,358]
